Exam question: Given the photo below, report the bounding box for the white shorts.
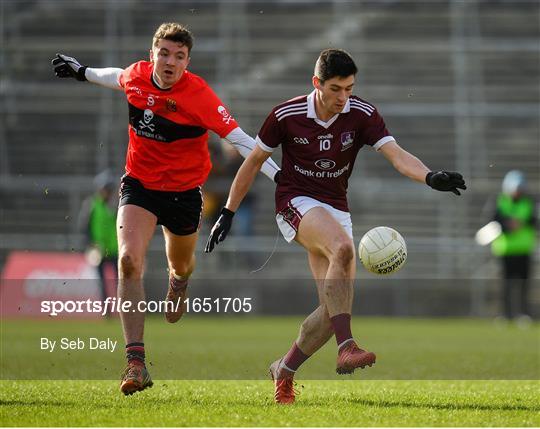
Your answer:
[275,196,353,243]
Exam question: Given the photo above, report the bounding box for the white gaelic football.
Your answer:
[358,226,407,275]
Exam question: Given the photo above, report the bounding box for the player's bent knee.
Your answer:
[119,253,143,278]
[332,240,355,266]
[170,259,194,278]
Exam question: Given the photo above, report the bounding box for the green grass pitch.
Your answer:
[1,316,539,426]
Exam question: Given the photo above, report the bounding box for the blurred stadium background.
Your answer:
[1,0,539,317]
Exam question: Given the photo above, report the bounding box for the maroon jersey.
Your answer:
[256,90,395,212]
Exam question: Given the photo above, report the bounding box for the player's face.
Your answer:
[150,39,190,89]
[314,75,355,118]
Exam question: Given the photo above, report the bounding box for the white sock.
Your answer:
[279,361,296,373]
[337,338,354,350]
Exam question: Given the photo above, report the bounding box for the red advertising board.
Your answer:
[1,251,103,319]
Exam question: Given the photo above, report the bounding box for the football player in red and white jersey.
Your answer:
[206,49,466,404]
[52,23,281,396]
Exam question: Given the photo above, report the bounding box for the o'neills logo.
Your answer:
[166,98,177,112]
[315,159,336,170]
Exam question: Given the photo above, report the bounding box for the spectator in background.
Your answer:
[79,170,118,306]
[492,170,537,322]
[204,139,258,235]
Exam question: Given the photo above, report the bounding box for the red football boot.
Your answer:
[269,358,298,404]
[120,362,153,395]
[336,341,376,374]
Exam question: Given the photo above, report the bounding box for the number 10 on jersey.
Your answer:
[320,139,331,151]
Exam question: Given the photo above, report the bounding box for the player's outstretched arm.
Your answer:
[380,141,467,195]
[205,145,272,252]
[51,53,123,90]
[223,127,281,184]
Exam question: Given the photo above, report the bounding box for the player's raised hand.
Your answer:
[426,171,467,195]
[205,207,235,253]
[51,53,87,81]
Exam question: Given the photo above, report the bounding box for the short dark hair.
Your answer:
[152,23,194,53]
[314,49,357,83]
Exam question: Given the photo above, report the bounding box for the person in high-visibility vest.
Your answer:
[79,170,118,304]
[492,170,537,320]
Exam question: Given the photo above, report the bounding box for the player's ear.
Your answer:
[312,76,321,90]
[149,48,154,63]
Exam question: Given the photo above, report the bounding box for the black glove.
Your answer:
[205,208,235,253]
[426,171,466,196]
[274,170,282,185]
[51,53,87,81]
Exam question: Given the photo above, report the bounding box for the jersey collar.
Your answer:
[151,73,172,91]
[150,68,188,92]
[306,90,350,129]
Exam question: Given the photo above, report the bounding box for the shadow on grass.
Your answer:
[339,398,540,412]
[0,399,74,407]
[144,393,539,413]
[2,388,538,414]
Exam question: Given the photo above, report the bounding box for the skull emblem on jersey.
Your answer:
[217,106,228,117]
[139,109,155,132]
[143,109,154,123]
[217,105,234,124]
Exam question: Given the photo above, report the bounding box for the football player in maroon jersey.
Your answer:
[52,22,281,395]
[206,49,466,404]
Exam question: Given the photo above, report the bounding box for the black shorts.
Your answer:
[119,175,203,236]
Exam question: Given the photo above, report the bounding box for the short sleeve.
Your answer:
[194,86,239,138]
[255,110,286,153]
[361,109,395,151]
[118,64,134,90]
